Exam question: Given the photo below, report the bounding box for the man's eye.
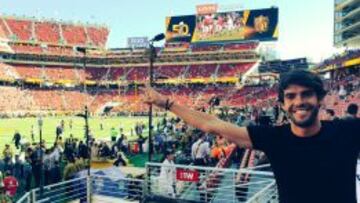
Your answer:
[285,94,295,100]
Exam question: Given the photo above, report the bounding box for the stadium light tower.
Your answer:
[148,33,165,162]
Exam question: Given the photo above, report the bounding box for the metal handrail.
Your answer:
[146,162,274,176]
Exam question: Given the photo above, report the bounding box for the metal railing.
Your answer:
[16,175,144,203]
[145,162,278,203]
[91,175,143,202]
[16,192,31,203]
[32,177,88,203]
[17,162,277,203]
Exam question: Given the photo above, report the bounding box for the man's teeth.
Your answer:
[295,110,308,115]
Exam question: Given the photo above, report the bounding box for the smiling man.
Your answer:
[142,70,360,203]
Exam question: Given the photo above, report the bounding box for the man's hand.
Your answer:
[141,83,168,109]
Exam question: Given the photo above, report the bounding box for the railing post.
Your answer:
[204,169,208,203]
[87,176,92,203]
[32,189,36,203]
[233,170,236,203]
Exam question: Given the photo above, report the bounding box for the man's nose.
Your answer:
[293,94,306,106]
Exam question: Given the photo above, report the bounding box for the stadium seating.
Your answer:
[191,44,222,52]
[224,42,259,51]
[45,45,74,55]
[217,63,254,77]
[154,65,187,79]
[186,64,217,78]
[108,68,126,81]
[80,67,126,82]
[0,64,17,82]
[126,67,148,81]
[84,68,110,81]
[0,19,11,38]
[5,18,33,41]
[62,24,87,45]
[87,27,109,47]
[43,66,78,81]
[35,22,61,44]
[13,65,44,79]
[31,89,66,111]
[62,90,89,112]
[10,43,43,54]
[0,86,38,112]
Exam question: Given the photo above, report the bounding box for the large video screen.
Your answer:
[165,8,278,43]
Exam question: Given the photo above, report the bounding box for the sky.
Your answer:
[0,0,335,62]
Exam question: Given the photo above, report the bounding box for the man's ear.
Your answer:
[319,98,325,108]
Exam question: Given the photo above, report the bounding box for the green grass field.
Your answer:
[0,116,160,152]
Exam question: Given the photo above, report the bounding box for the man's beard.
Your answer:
[287,103,320,128]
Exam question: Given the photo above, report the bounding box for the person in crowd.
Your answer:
[191,131,210,166]
[31,144,43,188]
[2,145,12,162]
[110,127,117,143]
[0,180,12,203]
[113,152,127,167]
[51,161,61,184]
[137,134,145,154]
[99,142,111,158]
[77,141,88,159]
[43,149,53,185]
[158,150,176,198]
[12,155,22,185]
[22,158,32,192]
[324,109,337,121]
[343,103,358,120]
[3,171,18,199]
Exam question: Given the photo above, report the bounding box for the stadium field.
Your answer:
[0,116,159,152]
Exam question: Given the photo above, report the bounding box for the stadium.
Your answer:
[0,1,358,203]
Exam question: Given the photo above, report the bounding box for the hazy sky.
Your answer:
[0,0,335,62]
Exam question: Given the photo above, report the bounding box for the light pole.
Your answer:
[37,116,44,196]
[147,33,165,162]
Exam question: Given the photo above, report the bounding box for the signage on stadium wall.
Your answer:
[165,7,279,44]
[176,169,200,182]
[196,4,218,15]
[127,37,149,48]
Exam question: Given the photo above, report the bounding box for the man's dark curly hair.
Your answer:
[278,70,327,103]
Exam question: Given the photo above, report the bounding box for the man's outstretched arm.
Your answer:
[142,85,253,149]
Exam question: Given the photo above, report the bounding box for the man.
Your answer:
[2,145,12,161]
[343,103,358,120]
[56,123,63,140]
[22,158,32,192]
[159,150,176,198]
[0,177,11,203]
[3,171,18,199]
[191,132,210,166]
[12,131,21,150]
[142,70,360,203]
[31,125,35,142]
